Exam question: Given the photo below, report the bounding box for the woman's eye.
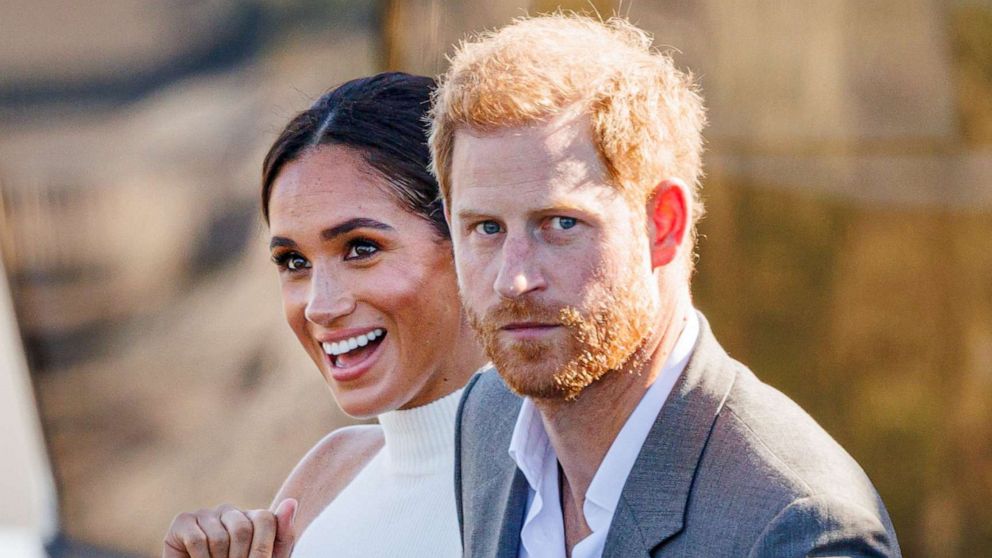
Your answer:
[345,240,380,260]
[474,221,503,235]
[288,255,310,270]
[549,216,578,230]
[273,252,310,272]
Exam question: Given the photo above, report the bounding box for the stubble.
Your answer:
[466,258,655,401]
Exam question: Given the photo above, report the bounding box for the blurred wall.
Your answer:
[1,1,379,554]
[0,1,989,556]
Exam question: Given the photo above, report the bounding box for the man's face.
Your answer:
[447,113,660,400]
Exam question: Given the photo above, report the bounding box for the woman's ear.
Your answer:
[646,179,689,268]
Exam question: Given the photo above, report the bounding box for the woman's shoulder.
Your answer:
[297,424,385,473]
[273,424,385,533]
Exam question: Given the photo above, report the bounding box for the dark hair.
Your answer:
[261,72,447,238]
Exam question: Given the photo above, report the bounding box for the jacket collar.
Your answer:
[463,371,529,558]
[485,313,736,558]
[493,469,530,558]
[602,312,737,556]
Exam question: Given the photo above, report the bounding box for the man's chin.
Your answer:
[494,357,601,401]
[499,367,575,400]
[492,340,648,402]
[489,348,568,399]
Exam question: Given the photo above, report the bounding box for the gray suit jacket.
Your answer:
[454,314,901,557]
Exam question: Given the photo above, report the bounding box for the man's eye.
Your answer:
[474,221,503,235]
[345,240,380,260]
[273,252,311,272]
[549,216,578,230]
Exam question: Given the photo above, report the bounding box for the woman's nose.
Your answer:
[304,271,355,325]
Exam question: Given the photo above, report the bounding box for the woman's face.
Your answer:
[267,146,465,418]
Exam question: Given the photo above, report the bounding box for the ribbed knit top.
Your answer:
[291,388,463,557]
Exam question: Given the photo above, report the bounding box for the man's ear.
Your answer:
[646,179,689,268]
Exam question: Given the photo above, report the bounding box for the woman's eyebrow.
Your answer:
[269,236,297,250]
[321,218,394,241]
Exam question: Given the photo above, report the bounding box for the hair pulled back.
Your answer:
[262,72,446,238]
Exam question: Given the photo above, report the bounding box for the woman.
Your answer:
[163,73,485,558]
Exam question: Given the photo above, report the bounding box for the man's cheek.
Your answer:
[459,256,487,292]
[456,274,485,317]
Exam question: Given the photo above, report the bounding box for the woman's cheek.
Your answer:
[281,283,308,326]
[375,261,429,306]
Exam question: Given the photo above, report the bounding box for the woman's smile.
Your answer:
[268,146,473,418]
[320,328,387,381]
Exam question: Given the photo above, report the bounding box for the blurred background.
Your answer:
[0,0,989,556]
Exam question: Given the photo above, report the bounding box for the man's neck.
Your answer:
[531,295,691,546]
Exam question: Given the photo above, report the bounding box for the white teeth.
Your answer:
[322,329,385,357]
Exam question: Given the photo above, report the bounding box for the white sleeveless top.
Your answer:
[291,389,463,557]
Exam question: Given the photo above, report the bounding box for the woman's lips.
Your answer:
[321,329,387,382]
[322,328,384,357]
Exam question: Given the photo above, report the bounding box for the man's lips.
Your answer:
[501,322,559,330]
[499,322,561,340]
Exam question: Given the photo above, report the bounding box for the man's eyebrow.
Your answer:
[321,218,394,241]
[534,199,596,213]
[455,209,492,222]
[455,201,595,223]
[269,236,297,250]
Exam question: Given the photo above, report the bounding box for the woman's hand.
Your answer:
[162,498,297,558]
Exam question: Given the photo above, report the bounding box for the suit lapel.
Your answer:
[493,468,529,558]
[601,496,655,558]
[603,314,737,557]
[463,372,528,558]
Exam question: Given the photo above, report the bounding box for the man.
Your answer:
[429,13,901,558]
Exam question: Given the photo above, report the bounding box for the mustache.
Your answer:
[474,298,569,331]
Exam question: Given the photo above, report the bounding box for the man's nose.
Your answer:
[493,235,546,299]
[304,269,355,325]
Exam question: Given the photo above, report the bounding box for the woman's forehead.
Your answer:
[270,150,394,208]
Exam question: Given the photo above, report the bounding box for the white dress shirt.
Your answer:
[508,312,699,558]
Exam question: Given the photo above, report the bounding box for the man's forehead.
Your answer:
[453,109,593,153]
[448,168,618,221]
[449,115,608,202]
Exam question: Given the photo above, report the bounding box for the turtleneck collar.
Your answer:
[376,388,463,475]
